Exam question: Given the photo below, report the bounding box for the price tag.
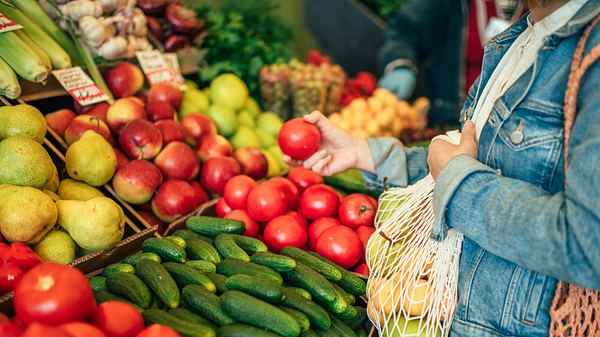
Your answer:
[0,12,22,33]
[52,67,109,106]
[162,52,186,90]
[136,51,174,86]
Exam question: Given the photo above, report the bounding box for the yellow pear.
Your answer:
[65,131,116,186]
[0,136,54,188]
[33,229,77,264]
[43,164,60,192]
[58,178,104,201]
[0,104,47,143]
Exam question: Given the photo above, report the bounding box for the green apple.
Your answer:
[260,149,281,177]
[210,73,249,110]
[238,110,255,128]
[245,97,261,118]
[366,232,406,277]
[256,112,283,137]
[206,104,238,137]
[256,129,276,148]
[385,315,441,337]
[268,145,288,172]
[178,89,210,118]
[230,126,261,150]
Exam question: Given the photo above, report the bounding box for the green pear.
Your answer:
[33,229,77,264]
[256,112,283,137]
[178,89,210,118]
[58,178,104,201]
[206,104,238,137]
[0,136,55,188]
[244,97,261,118]
[57,197,125,252]
[66,131,117,186]
[268,145,288,172]
[230,126,261,150]
[0,185,57,244]
[0,104,47,143]
[260,149,281,177]
[237,110,255,128]
[43,164,59,192]
[256,129,276,148]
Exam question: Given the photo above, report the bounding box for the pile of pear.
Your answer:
[0,104,125,265]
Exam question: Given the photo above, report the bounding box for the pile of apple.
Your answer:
[216,167,376,276]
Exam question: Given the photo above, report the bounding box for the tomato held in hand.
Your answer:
[315,226,363,269]
[287,167,323,193]
[268,177,299,210]
[0,321,25,337]
[136,325,181,337]
[278,118,321,160]
[0,263,23,294]
[94,301,144,337]
[299,184,340,220]
[263,215,307,252]
[215,198,232,217]
[14,263,96,326]
[247,183,287,222]
[225,210,260,237]
[355,226,375,249]
[223,175,257,210]
[338,194,376,229]
[60,322,107,337]
[307,217,342,250]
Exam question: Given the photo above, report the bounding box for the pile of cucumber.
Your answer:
[89,216,370,337]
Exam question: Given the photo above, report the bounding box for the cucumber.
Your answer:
[214,234,250,261]
[173,229,213,244]
[225,274,283,303]
[285,287,312,301]
[181,285,234,325]
[205,273,228,294]
[186,216,245,237]
[186,238,220,264]
[251,252,297,272]
[142,238,186,263]
[123,252,162,265]
[317,327,341,337]
[331,317,357,337]
[149,295,163,309]
[165,236,187,249]
[106,272,152,308]
[89,276,106,292]
[94,290,138,309]
[230,234,268,254]
[281,288,331,330]
[163,262,216,293]
[219,324,282,337]
[221,291,300,337]
[135,259,180,309]
[336,305,357,320]
[142,309,216,337]
[283,263,336,303]
[185,260,217,273]
[318,288,348,315]
[309,253,366,296]
[217,259,283,285]
[302,331,320,337]
[332,283,355,305]
[170,308,217,330]
[282,308,310,332]
[281,247,342,281]
[340,306,366,330]
[102,263,135,277]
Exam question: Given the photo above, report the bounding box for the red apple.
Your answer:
[155,119,185,144]
[154,141,200,180]
[233,147,268,180]
[105,62,145,98]
[113,147,130,171]
[119,119,163,159]
[138,210,166,234]
[200,157,241,194]
[151,179,202,222]
[181,113,216,146]
[148,83,182,109]
[112,160,163,205]
[106,97,147,133]
[45,109,76,138]
[129,96,146,108]
[196,134,232,162]
[147,101,176,121]
[64,115,112,145]
[191,181,210,206]
[83,102,110,122]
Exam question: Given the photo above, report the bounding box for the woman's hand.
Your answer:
[428,121,478,180]
[283,111,375,176]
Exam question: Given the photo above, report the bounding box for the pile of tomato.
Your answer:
[217,167,376,275]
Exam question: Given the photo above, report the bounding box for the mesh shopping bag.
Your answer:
[366,132,463,337]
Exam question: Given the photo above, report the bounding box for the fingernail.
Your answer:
[465,121,474,129]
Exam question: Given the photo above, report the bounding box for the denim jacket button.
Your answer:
[510,130,524,144]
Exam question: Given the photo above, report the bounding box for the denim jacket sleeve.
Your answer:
[361,137,430,191]
[432,64,600,289]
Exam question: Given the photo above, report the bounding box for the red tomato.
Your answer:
[315,226,363,269]
[0,263,23,294]
[247,183,287,222]
[367,196,378,210]
[94,301,144,337]
[338,194,376,229]
[299,184,339,220]
[285,211,308,229]
[355,226,375,249]
[223,175,256,210]
[60,322,107,337]
[0,242,9,260]
[307,217,341,250]
[268,177,299,209]
[278,118,321,160]
[22,323,73,337]
[136,325,181,337]
[0,313,8,324]
[215,198,232,217]
[14,263,96,326]
[7,243,41,271]
[263,215,307,252]
[225,210,260,237]
[287,167,323,193]
[354,262,369,277]
[0,321,25,337]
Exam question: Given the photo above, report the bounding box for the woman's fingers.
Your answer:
[304,111,331,130]
[312,154,333,176]
[303,149,329,169]
[283,154,303,167]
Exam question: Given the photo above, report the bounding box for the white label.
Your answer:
[162,52,186,90]
[136,51,174,86]
[52,67,109,106]
[0,12,22,33]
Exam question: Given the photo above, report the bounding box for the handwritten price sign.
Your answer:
[0,11,22,33]
[136,51,176,86]
[53,67,109,106]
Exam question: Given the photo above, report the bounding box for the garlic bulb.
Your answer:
[79,16,106,48]
[127,35,152,52]
[130,8,148,37]
[98,36,128,60]
[98,0,128,15]
[60,0,103,21]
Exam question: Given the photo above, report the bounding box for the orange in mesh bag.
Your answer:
[366,131,462,337]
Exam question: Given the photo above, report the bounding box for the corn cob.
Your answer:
[0,31,49,83]
[13,30,52,73]
[0,57,21,99]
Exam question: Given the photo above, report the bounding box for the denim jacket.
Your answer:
[364,2,600,337]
